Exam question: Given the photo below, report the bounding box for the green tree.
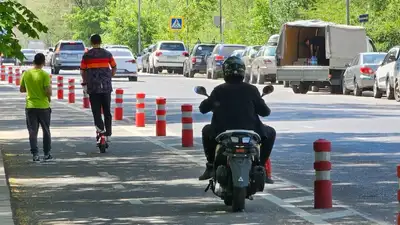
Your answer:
[0,0,48,61]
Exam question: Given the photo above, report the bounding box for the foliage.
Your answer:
[15,0,400,53]
[0,0,48,61]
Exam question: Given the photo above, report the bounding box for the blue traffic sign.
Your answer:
[169,17,184,31]
[359,14,369,23]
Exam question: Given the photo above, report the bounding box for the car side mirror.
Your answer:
[194,86,208,97]
[262,84,274,96]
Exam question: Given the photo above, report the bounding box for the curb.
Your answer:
[0,149,14,225]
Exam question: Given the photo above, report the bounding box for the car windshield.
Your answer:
[220,46,246,57]
[363,54,386,64]
[194,45,214,56]
[22,49,36,54]
[160,43,185,51]
[109,50,133,57]
[60,42,85,51]
[264,46,277,56]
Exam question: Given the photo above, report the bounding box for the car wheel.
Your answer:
[54,67,60,74]
[189,70,195,78]
[395,79,400,102]
[250,70,256,84]
[342,79,350,95]
[386,81,394,100]
[354,81,362,96]
[257,69,265,84]
[373,79,382,98]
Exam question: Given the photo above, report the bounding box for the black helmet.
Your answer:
[222,56,245,82]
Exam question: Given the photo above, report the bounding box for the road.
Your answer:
[0,68,399,224]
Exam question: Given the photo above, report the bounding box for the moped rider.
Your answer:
[198,56,276,184]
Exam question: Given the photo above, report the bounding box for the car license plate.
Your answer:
[68,54,78,59]
[167,56,177,59]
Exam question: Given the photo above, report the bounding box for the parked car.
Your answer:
[149,41,188,74]
[373,46,400,99]
[242,45,262,82]
[107,48,137,81]
[266,34,279,46]
[248,45,277,84]
[231,49,245,58]
[142,45,155,73]
[342,52,386,96]
[104,44,130,50]
[183,43,216,78]
[205,44,246,79]
[50,40,86,74]
[0,54,17,65]
[20,49,36,65]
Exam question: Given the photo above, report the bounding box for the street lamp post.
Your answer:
[138,0,141,53]
[219,0,223,43]
[346,0,350,25]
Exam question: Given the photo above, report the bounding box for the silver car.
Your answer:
[50,40,86,74]
[21,49,36,65]
[342,52,387,96]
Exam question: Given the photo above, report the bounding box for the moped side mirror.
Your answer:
[262,84,274,96]
[194,86,208,96]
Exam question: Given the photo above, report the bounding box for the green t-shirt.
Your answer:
[21,68,51,109]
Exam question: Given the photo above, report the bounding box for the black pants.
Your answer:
[25,108,51,155]
[202,124,276,166]
[89,93,112,136]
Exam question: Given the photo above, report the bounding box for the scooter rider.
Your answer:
[198,56,276,184]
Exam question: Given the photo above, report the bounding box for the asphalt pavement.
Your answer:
[0,67,399,224]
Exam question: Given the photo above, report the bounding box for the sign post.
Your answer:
[169,16,184,41]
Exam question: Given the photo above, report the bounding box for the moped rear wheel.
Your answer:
[232,187,246,212]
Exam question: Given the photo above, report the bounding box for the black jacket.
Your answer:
[199,82,270,137]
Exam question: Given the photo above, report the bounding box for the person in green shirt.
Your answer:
[20,53,53,162]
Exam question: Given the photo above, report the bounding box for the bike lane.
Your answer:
[0,82,320,224]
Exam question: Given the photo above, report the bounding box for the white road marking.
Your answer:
[66,143,76,148]
[112,184,125,189]
[88,161,97,165]
[320,210,355,220]
[47,88,390,225]
[262,193,330,224]
[98,172,111,177]
[127,199,143,204]
[283,195,314,203]
[76,152,86,156]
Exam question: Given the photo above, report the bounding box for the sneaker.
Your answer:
[43,154,54,161]
[198,163,214,180]
[32,154,40,162]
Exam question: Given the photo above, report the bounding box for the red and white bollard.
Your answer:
[135,93,145,127]
[265,159,272,180]
[156,97,167,136]
[1,66,5,81]
[68,78,75,103]
[14,68,20,86]
[181,104,193,147]
[8,71,13,84]
[114,88,124,120]
[313,139,332,209]
[82,83,90,109]
[57,76,63,99]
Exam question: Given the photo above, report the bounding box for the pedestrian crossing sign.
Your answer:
[169,16,184,31]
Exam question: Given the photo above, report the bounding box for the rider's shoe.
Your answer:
[199,162,214,180]
[263,166,274,184]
